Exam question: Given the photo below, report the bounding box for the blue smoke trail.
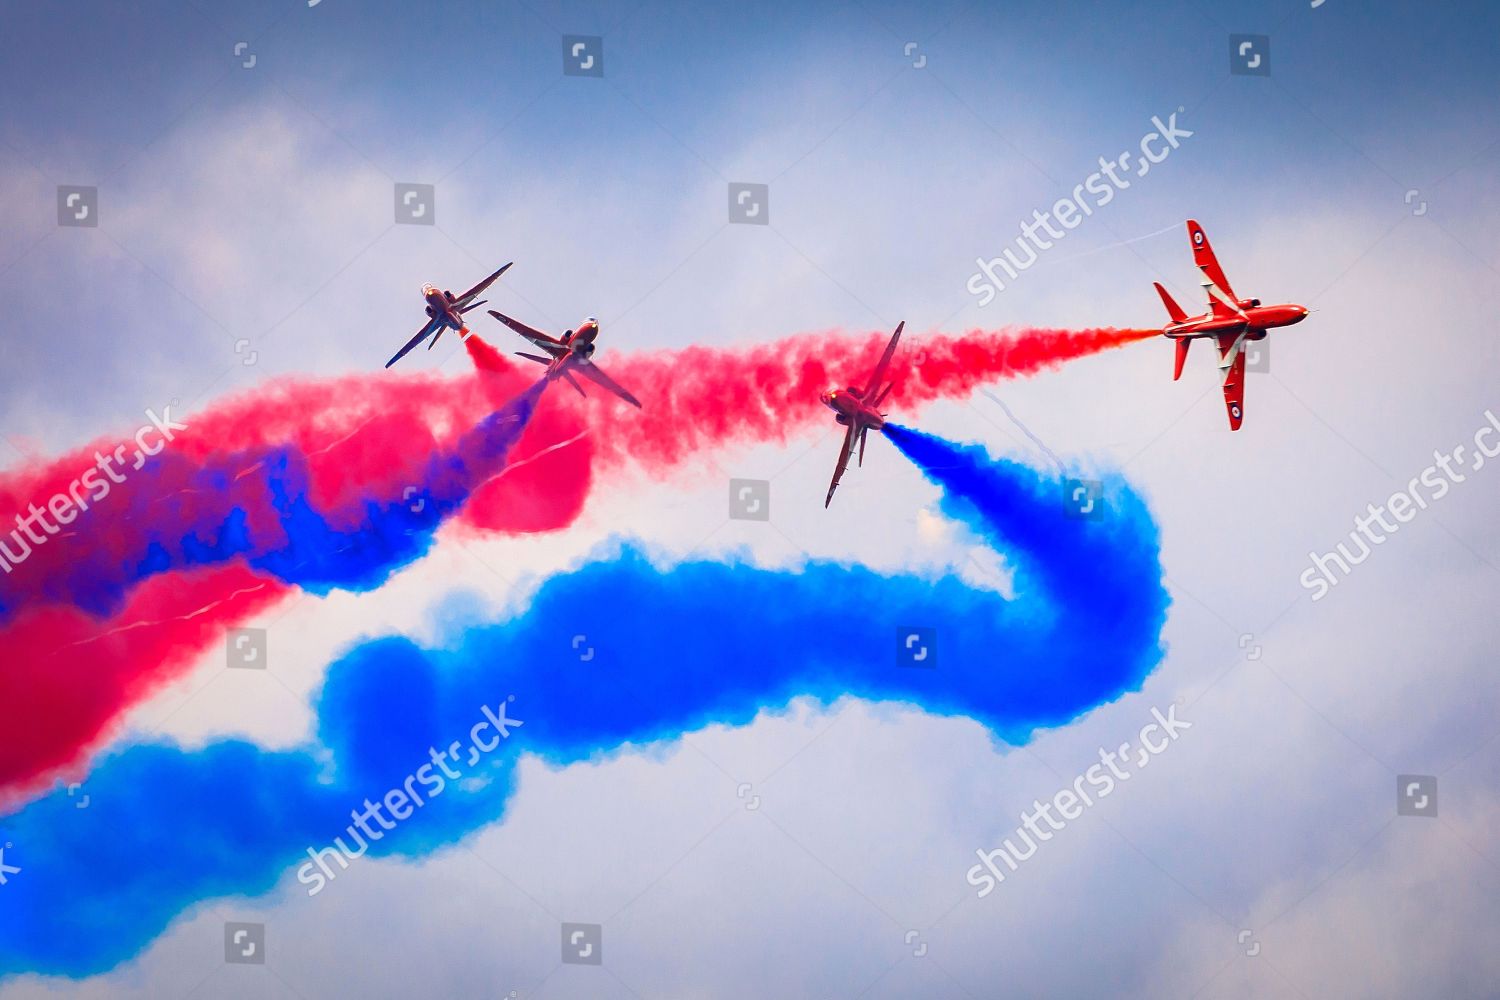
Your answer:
[0,383,545,622]
[0,428,1166,978]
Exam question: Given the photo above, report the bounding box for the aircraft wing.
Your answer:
[824,423,858,508]
[574,361,642,408]
[488,309,567,355]
[1216,332,1247,431]
[861,321,904,398]
[1187,220,1244,320]
[385,316,443,369]
[454,262,513,308]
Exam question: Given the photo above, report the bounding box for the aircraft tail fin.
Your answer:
[461,300,487,313]
[1154,282,1188,324]
[562,369,587,397]
[874,382,894,407]
[1173,338,1191,381]
[427,327,445,350]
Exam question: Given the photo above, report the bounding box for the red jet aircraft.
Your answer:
[487,309,642,408]
[385,262,513,368]
[1154,220,1308,430]
[820,321,903,507]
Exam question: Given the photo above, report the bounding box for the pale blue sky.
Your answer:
[1,2,1497,997]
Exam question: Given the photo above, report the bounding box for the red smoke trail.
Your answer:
[465,324,1155,470]
[0,566,291,809]
[0,324,1150,801]
[0,364,583,805]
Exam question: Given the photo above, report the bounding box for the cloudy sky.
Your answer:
[2,0,1498,997]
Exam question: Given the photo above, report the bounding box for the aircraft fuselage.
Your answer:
[544,319,601,379]
[820,387,884,430]
[422,284,465,331]
[1165,302,1308,339]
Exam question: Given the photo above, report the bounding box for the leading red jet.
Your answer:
[486,309,642,408]
[820,321,903,507]
[385,262,513,368]
[1154,220,1308,430]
